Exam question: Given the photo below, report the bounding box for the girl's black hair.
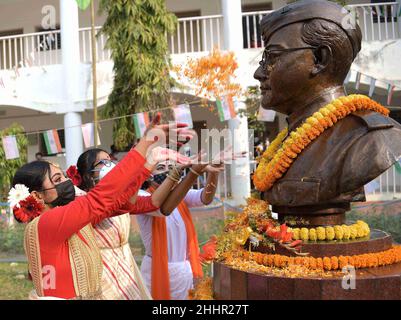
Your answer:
[76,148,107,192]
[12,161,52,223]
[12,161,51,192]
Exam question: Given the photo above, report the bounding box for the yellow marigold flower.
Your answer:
[306,117,319,126]
[342,225,351,240]
[354,224,365,238]
[290,131,300,140]
[316,227,326,240]
[326,104,336,112]
[309,228,317,241]
[349,225,358,239]
[325,226,335,241]
[334,225,344,240]
[292,228,300,240]
[320,107,332,117]
[313,112,324,119]
[300,228,309,241]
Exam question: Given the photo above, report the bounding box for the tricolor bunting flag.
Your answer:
[43,129,62,155]
[216,96,237,122]
[132,112,150,138]
[2,135,19,160]
[173,104,193,128]
[81,123,101,148]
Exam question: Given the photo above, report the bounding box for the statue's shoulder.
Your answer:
[349,110,400,131]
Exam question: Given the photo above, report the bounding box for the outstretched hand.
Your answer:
[146,146,192,167]
[142,113,195,148]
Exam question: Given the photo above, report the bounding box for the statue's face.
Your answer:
[254,23,317,114]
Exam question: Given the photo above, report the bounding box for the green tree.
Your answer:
[99,0,177,150]
[0,124,28,201]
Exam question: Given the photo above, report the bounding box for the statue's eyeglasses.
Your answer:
[259,46,318,71]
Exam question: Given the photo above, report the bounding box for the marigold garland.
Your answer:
[229,245,401,272]
[253,95,390,191]
[188,277,214,300]
[290,220,370,242]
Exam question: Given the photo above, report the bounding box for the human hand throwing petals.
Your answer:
[143,112,189,145]
[204,163,225,174]
[212,145,247,165]
[146,147,191,167]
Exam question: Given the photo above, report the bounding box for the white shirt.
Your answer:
[136,189,204,262]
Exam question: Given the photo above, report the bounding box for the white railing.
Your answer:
[0,29,61,70]
[242,10,272,49]
[168,15,224,54]
[1,3,400,71]
[365,163,401,201]
[347,2,401,41]
[78,26,111,63]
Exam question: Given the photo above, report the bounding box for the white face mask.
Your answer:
[98,162,117,180]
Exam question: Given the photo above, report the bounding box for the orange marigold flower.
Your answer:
[330,256,339,270]
[323,257,332,271]
[316,258,324,270]
[309,257,317,270]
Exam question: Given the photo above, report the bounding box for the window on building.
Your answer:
[35,25,61,51]
[242,3,273,49]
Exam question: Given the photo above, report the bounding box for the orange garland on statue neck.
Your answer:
[253,94,390,192]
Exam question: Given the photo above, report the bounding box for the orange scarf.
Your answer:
[149,188,203,300]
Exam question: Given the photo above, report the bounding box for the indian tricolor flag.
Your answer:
[133,112,150,138]
[216,96,237,122]
[81,123,101,148]
[43,129,62,155]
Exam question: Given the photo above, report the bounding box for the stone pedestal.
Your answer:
[213,261,401,300]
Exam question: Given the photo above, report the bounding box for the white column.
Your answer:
[64,112,83,167]
[221,0,251,206]
[60,0,83,167]
[228,101,251,206]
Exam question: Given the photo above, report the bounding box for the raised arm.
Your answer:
[39,148,152,246]
[39,117,192,246]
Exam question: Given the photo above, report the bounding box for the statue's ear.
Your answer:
[311,45,332,76]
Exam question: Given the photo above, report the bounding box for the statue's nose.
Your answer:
[254,65,266,82]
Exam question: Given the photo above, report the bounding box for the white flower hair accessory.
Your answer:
[8,184,30,208]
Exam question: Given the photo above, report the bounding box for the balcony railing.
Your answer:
[1,3,400,71]
[347,2,401,41]
[167,14,223,54]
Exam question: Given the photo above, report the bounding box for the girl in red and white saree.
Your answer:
[9,117,192,300]
[71,148,182,300]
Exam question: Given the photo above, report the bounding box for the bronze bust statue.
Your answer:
[254,0,401,226]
